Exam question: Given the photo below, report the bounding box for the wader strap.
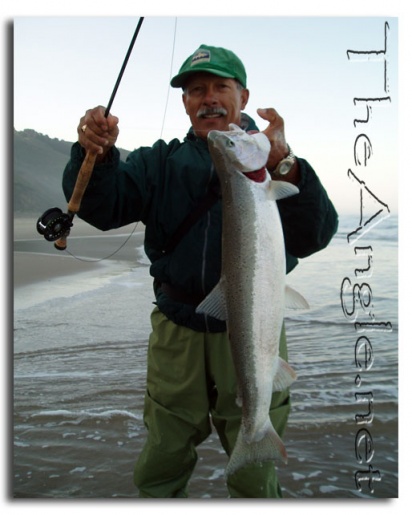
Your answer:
[161,184,220,255]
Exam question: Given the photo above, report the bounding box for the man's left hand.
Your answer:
[257,107,289,171]
[258,107,300,184]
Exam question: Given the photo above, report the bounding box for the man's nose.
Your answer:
[203,85,218,105]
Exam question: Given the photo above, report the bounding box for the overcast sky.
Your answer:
[13,14,399,215]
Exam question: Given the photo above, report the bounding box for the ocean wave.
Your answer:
[285,314,398,333]
[14,338,148,359]
[335,214,398,244]
[30,408,143,424]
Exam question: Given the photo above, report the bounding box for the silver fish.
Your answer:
[197,124,308,477]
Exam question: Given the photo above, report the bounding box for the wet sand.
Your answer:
[14,216,146,288]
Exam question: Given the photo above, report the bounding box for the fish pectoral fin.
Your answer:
[273,358,297,391]
[269,180,299,200]
[195,279,228,321]
[285,285,310,309]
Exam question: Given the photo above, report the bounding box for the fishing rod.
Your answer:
[36,17,145,251]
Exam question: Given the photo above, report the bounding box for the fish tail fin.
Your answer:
[225,420,287,477]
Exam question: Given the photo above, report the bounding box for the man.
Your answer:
[63,44,338,498]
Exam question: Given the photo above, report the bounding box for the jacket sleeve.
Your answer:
[62,142,156,231]
[278,157,339,259]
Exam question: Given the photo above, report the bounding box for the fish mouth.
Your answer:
[207,129,224,144]
[197,107,227,119]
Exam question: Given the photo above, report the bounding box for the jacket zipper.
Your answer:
[200,164,215,332]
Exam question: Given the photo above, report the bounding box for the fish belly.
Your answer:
[223,180,284,426]
[220,178,290,476]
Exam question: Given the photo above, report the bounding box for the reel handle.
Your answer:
[54,230,71,251]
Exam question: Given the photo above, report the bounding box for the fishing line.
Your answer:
[64,17,179,263]
[160,17,178,140]
[64,225,141,263]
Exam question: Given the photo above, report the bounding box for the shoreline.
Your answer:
[14,216,145,240]
[13,217,146,289]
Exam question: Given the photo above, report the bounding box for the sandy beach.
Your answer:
[14,216,146,288]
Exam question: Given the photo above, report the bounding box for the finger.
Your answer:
[257,107,277,121]
[78,122,108,154]
[257,108,283,128]
[84,106,109,134]
[78,107,119,154]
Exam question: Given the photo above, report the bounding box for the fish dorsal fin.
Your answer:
[269,180,299,201]
[285,285,310,309]
[195,279,228,321]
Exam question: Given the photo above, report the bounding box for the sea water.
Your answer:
[13,214,398,498]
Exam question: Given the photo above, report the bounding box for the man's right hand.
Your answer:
[77,106,119,162]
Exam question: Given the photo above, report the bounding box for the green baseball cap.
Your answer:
[170,44,247,88]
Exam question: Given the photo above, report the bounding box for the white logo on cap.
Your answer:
[191,50,211,67]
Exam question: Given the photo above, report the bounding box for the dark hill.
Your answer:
[13,129,130,216]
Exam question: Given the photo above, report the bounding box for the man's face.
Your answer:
[182,73,249,140]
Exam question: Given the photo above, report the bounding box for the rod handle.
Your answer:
[54,150,97,250]
[68,150,98,213]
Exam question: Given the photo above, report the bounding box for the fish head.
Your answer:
[208,124,270,176]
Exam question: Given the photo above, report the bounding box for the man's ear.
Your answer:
[240,88,250,110]
[182,92,189,114]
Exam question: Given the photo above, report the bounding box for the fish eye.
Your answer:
[226,140,235,147]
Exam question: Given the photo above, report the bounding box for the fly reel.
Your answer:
[36,207,73,243]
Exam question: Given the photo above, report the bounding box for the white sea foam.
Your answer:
[31,408,143,422]
[14,265,154,353]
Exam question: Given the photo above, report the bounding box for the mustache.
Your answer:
[196,107,228,118]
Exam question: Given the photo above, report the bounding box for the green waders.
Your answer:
[134,307,291,498]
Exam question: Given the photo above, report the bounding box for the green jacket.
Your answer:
[62,114,338,332]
